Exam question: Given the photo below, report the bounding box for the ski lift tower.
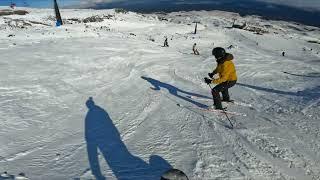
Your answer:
[194,21,200,34]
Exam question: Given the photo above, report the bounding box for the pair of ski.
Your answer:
[176,103,239,129]
[183,95,249,117]
[177,103,245,117]
[187,95,252,107]
[177,96,250,129]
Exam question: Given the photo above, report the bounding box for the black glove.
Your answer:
[204,77,212,84]
[208,72,214,78]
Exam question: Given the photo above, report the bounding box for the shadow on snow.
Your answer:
[84,97,172,180]
[237,83,320,100]
[141,76,210,108]
[283,71,320,78]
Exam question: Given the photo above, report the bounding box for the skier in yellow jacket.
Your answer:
[204,47,237,110]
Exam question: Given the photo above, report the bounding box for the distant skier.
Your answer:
[204,47,237,110]
[227,45,234,49]
[10,3,16,9]
[192,43,200,55]
[163,37,169,47]
[282,51,285,56]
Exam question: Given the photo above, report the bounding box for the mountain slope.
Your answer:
[0,7,319,180]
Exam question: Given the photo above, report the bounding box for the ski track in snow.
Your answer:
[0,7,319,180]
[0,146,44,162]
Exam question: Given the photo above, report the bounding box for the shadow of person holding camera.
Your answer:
[84,97,172,180]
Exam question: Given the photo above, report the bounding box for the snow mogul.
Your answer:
[204,47,238,110]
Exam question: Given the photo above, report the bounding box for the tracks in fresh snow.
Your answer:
[0,146,44,162]
[173,92,315,179]
[232,130,312,180]
[197,114,313,179]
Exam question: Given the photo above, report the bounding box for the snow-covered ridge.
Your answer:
[0,7,319,180]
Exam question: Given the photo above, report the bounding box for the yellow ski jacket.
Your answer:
[212,54,237,84]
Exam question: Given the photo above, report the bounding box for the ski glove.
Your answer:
[204,77,212,84]
[208,72,214,78]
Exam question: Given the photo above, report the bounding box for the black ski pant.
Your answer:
[211,80,237,109]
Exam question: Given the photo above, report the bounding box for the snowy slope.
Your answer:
[0,7,320,180]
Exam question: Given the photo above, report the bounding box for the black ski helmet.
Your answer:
[212,47,226,60]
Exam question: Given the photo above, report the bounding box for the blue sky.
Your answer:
[0,0,77,8]
[0,0,319,11]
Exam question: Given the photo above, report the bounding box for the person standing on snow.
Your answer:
[204,47,237,110]
[163,37,169,47]
[193,43,200,55]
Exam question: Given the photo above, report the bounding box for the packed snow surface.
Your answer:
[0,7,320,180]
